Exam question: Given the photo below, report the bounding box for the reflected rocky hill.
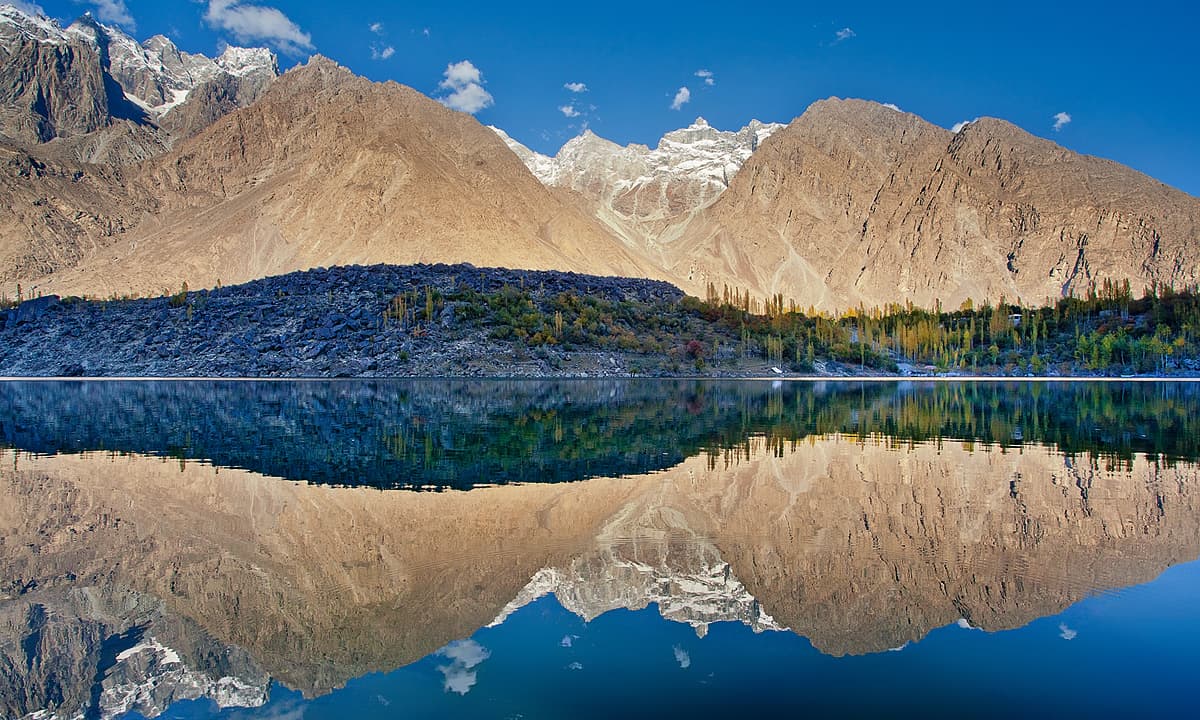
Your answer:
[0,585,268,720]
[2,411,1199,717]
[0,380,1197,490]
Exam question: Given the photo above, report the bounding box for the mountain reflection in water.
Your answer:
[0,380,1198,718]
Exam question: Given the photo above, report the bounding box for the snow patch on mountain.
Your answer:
[215,46,279,77]
[488,126,559,184]
[0,3,64,44]
[489,554,784,638]
[98,636,268,719]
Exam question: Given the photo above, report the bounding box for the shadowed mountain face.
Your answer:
[1,381,1198,718]
[0,6,278,151]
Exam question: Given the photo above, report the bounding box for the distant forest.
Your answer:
[395,277,1200,376]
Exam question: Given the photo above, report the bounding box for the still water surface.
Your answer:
[0,380,1197,718]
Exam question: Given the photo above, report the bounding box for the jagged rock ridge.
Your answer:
[0,3,278,152]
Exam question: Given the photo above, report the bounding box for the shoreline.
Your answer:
[4,264,1198,380]
[2,375,1199,383]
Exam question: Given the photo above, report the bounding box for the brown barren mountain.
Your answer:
[11,57,666,298]
[0,139,158,283]
[4,47,1199,310]
[671,99,1200,310]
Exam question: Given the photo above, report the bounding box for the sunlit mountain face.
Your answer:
[2,380,1199,718]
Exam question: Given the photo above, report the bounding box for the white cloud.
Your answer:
[1053,111,1072,131]
[670,86,691,111]
[695,69,714,86]
[442,59,482,88]
[560,635,574,647]
[8,1,46,15]
[558,104,580,118]
[956,618,983,631]
[422,27,430,37]
[673,645,691,669]
[437,60,494,114]
[436,639,490,695]
[566,661,583,670]
[881,102,902,112]
[835,27,856,42]
[564,81,588,93]
[371,45,395,60]
[1058,623,1077,640]
[203,1,313,56]
[85,0,135,30]
[951,119,975,133]
[369,21,383,35]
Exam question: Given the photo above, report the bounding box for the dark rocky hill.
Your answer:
[0,263,690,377]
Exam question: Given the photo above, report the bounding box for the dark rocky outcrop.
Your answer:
[0,263,687,378]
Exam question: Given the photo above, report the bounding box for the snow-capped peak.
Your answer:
[0,3,67,45]
[216,45,279,77]
[99,636,268,718]
[489,117,786,240]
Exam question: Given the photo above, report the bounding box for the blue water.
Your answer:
[143,561,1200,719]
[1,379,1197,719]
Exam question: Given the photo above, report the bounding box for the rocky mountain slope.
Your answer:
[669,100,1200,310]
[3,52,666,298]
[500,101,1199,311]
[0,3,281,287]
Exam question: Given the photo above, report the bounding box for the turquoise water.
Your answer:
[0,380,1197,718]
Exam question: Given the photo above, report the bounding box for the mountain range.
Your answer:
[1,3,1197,310]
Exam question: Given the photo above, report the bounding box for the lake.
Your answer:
[1,379,1198,718]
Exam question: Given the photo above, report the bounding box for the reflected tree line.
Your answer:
[0,380,1196,490]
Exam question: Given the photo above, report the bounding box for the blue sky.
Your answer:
[19,0,1200,196]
